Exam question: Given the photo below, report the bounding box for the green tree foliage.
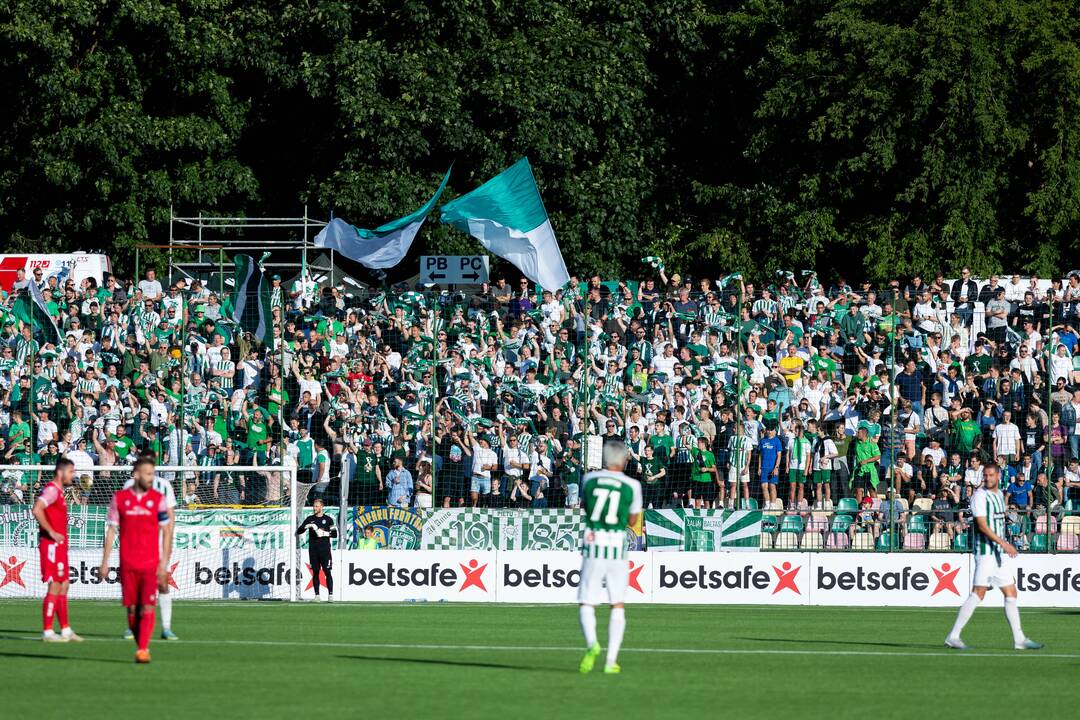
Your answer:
[2,0,1079,281]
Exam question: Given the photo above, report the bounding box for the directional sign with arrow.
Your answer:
[420,256,490,285]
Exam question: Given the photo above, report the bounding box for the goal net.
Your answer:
[0,464,299,601]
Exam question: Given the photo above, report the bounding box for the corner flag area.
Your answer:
[2,600,1075,720]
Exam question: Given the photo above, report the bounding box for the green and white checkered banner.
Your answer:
[644,509,762,551]
[0,504,110,548]
[421,509,586,551]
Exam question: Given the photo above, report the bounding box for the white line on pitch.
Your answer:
[11,635,1078,660]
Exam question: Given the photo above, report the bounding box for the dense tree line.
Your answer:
[2,0,1079,281]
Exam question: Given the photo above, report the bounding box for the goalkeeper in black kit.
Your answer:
[296,498,337,601]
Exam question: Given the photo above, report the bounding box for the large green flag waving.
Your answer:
[12,281,63,345]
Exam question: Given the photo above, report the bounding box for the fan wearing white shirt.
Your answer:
[992,411,1022,463]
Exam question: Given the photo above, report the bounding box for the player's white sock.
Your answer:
[606,607,626,666]
[948,593,982,640]
[579,605,597,648]
[160,592,173,631]
[1003,597,1026,644]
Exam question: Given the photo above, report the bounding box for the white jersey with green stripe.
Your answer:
[580,469,642,560]
[970,487,1007,556]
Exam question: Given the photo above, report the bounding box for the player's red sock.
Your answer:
[56,594,69,630]
[137,608,155,652]
[128,607,138,635]
[43,594,57,632]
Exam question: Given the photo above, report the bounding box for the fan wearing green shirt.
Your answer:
[352,440,383,506]
[8,411,30,450]
[951,407,981,460]
[638,445,667,510]
[356,524,381,550]
[243,408,272,465]
[109,426,136,460]
[852,427,881,499]
[296,427,315,471]
[648,420,675,463]
[689,436,720,509]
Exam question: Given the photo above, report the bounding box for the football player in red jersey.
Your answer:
[99,457,174,664]
[32,458,81,642]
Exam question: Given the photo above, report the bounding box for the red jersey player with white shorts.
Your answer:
[99,457,174,664]
[31,458,82,642]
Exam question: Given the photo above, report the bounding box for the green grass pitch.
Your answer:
[1,600,1076,719]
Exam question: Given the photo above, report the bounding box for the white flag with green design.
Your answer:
[645,509,762,551]
[439,158,570,292]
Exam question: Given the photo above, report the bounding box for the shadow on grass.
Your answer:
[337,654,575,673]
[0,628,118,639]
[734,636,943,650]
[0,650,130,664]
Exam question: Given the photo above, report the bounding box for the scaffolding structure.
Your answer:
[143,207,331,293]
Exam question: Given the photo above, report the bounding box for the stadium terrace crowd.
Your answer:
[2,261,1080,538]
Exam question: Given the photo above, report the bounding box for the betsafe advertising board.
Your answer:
[311,551,1080,606]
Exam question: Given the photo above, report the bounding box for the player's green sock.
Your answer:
[579,643,602,674]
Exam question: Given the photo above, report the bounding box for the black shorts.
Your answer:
[691,481,719,502]
[670,462,692,497]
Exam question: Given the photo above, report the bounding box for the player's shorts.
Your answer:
[578,556,630,605]
[789,469,807,485]
[691,481,718,502]
[39,540,68,583]
[120,567,159,607]
[470,476,491,494]
[727,465,749,486]
[972,552,1017,589]
[813,470,831,484]
[761,473,778,485]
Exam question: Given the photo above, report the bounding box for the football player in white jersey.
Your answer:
[122,456,179,641]
[945,463,1042,650]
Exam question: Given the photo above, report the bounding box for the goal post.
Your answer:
[0,464,299,601]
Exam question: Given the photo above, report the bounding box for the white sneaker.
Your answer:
[61,628,83,642]
[945,637,968,650]
[43,631,68,643]
[1015,638,1044,650]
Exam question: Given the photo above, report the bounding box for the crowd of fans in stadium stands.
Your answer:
[2,259,1080,548]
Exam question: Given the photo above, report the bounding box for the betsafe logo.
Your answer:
[1016,567,1080,592]
[0,555,27,589]
[501,561,646,594]
[348,559,491,593]
[659,562,802,594]
[816,563,960,596]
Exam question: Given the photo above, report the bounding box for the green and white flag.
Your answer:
[315,167,452,269]
[644,509,761,551]
[228,255,274,346]
[12,281,62,345]
[440,158,569,292]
